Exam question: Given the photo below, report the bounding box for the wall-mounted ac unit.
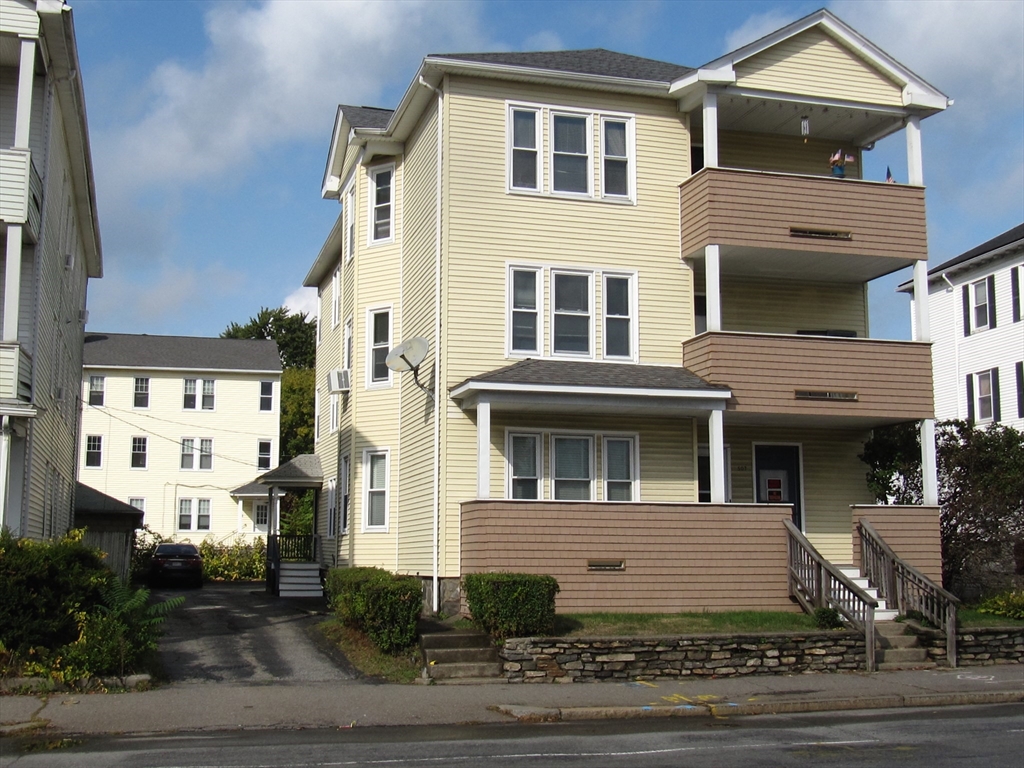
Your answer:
[326,368,350,393]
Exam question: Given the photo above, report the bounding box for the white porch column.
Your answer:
[906,115,923,186]
[237,498,244,534]
[702,89,719,168]
[0,417,11,532]
[476,397,491,499]
[705,244,722,332]
[709,409,726,503]
[3,228,24,341]
[14,39,36,149]
[913,259,931,342]
[920,419,938,506]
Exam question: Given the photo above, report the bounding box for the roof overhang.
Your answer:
[450,379,731,418]
[1,402,39,419]
[82,364,281,375]
[897,234,1024,293]
[304,211,345,287]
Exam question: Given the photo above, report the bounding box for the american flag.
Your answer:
[885,166,896,183]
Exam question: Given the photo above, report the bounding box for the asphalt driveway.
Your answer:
[153,582,357,684]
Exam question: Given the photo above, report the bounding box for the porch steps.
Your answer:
[420,630,502,683]
[837,566,898,621]
[279,562,323,598]
[875,621,936,670]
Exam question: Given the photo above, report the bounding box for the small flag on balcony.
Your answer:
[830,149,856,178]
[885,166,896,183]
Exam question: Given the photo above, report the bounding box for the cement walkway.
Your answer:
[2,664,1021,737]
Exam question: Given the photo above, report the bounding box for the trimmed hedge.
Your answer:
[464,572,560,640]
[325,567,421,653]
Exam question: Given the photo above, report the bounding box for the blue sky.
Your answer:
[72,0,1023,340]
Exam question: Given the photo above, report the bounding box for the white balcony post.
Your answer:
[705,244,722,332]
[702,89,719,168]
[237,498,244,534]
[920,418,938,506]
[14,39,36,149]
[906,115,923,186]
[3,227,24,341]
[709,409,726,503]
[913,259,931,342]
[476,397,491,499]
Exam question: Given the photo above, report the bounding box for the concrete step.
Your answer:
[875,608,899,621]
[427,661,503,680]
[878,660,937,671]
[424,647,499,665]
[280,588,323,597]
[420,631,492,650]
[879,634,920,649]
[876,621,911,637]
[877,647,930,664]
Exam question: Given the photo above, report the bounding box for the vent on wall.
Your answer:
[790,227,852,241]
[794,390,858,401]
[587,560,625,571]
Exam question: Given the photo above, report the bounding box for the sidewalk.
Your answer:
[2,665,1021,736]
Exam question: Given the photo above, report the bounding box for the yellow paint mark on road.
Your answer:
[634,680,658,688]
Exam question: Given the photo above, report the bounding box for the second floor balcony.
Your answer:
[0,341,33,403]
[0,148,43,242]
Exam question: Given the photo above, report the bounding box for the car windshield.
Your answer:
[155,544,200,557]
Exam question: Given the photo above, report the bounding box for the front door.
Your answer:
[754,445,802,528]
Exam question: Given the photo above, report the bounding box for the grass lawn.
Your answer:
[957,609,1024,628]
[551,610,820,636]
[317,620,422,683]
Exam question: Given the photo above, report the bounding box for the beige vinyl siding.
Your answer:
[0,0,40,36]
[720,131,862,179]
[722,278,867,336]
[314,255,343,560]
[851,505,943,583]
[734,28,904,106]
[396,97,438,575]
[720,425,874,564]
[78,369,281,541]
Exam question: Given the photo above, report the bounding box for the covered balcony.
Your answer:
[0,341,32,403]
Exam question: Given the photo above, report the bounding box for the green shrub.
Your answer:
[0,528,114,653]
[464,573,560,640]
[325,567,391,627]
[361,576,422,654]
[813,607,843,630]
[198,538,266,581]
[976,590,1024,620]
[130,526,167,583]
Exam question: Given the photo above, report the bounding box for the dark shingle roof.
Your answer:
[83,333,282,372]
[929,223,1024,275]
[75,483,145,524]
[454,359,726,392]
[339,104,394,130]
[432,49,693,83]
[258,454,323,487]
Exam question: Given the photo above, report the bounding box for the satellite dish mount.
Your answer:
[385,337,433,398]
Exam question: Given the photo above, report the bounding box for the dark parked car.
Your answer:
[149,543,203,588]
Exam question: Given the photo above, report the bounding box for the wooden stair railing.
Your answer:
[265,534,320,595]
[785,519,878,672]
[858,518,959,667]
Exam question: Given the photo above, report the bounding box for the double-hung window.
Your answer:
[601,118,630,198]
[131,437,147,468]
[364,450,389,530]
[129,498,145,512]
[88,375,104,406]
[551,113,589,194]
[260,380,273,411]
[343,318,353,371]
[183,378,215,410]
[134,377,149,408]
[509,267,541,355]
[552,435,593,500]
[367,308,391,386]
[603,437,635,501]
[509,107,540,191]
[603,274,634,359]
[369,166,393,243]
[254,502,269,531]
[964,277,996,335]
[330,393,340,432]
[181,438,213,470]
[85,435,102,468]
[257,440,272,470]
[326,477,338,537]
[178,498,211,531]
[340,455,351,532]
[552,272,592,356]
[968,368,1000,424]
[508,433,541,500]
[332,267,341,328]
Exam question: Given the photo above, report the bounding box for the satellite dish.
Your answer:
[386,337,429,372]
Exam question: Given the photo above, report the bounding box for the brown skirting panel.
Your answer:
[461,501,797,613]
[851,505,943,584]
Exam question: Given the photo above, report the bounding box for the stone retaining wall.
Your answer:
[909,623,1024,666]
[500,632,866,683]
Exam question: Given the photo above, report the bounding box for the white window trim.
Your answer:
[549,109,593,198]
[366,305,394,389]
[130,436,148,470]
[259,380,274,412]
[133,377,150,409]
[506,264,544,358]
[367,163,395,246]
[88,375,105,407]
[177,497,212,532]
[362,448,390,532]
[180,437,214,472]
[345,182,356,262]
[340,454,351,533]
[326,477,338,538]
[974,369,995,423]
[506,103,542,193]
[599,115,637,203]
[84,435,103,469]
[330,392,340,432]
[550,433,596,501]
[504,430,543,500]
[314,389,321,441]
[183,378,216,411]
[602,435,640,502]
[129,498,146,512]
[602,271,639,362]
[550,269,595,359]
[257,439,273,471]
[254,501,269,533]
[971,278,991,332]
[332,267,341,328]
[343,316,353,371]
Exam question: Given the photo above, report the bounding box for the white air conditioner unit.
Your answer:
[326,368,350,394]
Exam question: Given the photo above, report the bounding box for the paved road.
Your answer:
[4,704,1022,767]
[153,582,354,684]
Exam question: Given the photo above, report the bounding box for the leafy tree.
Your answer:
[860,420,1024,597]
[280,367,315,461]
[222,306,316,370]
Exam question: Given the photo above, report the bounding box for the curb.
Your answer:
[495,690,1024,722]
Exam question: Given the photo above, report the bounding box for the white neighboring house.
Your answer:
[80,333,283,541]
[902,224,1023,430]
[1,0,103,537]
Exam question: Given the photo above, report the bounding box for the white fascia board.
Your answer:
[82,365,283,375]
[359,136,404,164]
[902,88,951,111]
[450,379,731,401]
[303,211,346,288]
[321,107,349,200]
[0,402,39,418]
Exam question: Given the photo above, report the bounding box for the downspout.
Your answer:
[419,75,443,613]
[0,416,11,531]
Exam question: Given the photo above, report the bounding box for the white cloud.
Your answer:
[523,30,564,51]
[283,286,318,318]
[723,9,796,54]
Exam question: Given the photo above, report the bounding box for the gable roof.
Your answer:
[433,49,693,84]
[83,333,282,372]
[454,358,726,392]
[74,482,145,526]
[257,454,323,487]
[338,104,394,130]
[930,223,1024,275]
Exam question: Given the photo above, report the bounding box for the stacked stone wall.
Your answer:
[910,624,1024,666]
